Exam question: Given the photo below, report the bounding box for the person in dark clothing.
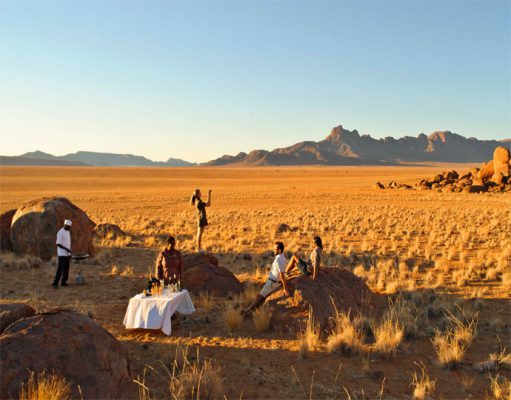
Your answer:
[53,219,72,288]
[156,236,183,284]
[190,188,211,252]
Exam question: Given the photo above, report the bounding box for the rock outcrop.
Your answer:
[94,223,126,240]
[183,253,242,297]
[10,197,95,261]
[0,309,132,399]
[0,303,35,333]
[266,268,383,331]
[0,209,16,251]
[377,146,511,193]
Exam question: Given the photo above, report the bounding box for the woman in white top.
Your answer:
[285,236,323,280]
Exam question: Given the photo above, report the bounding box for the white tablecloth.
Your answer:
[123,290,195,335]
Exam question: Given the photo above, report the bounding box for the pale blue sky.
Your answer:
[1,0,510,162]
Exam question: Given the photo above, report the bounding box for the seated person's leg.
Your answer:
[285,254,299,274]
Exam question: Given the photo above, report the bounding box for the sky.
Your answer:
[0,1,510,163]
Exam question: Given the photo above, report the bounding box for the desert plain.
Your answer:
[0,165,510,399]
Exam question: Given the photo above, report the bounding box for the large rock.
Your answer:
[0,209,16,251]
[10,197,95,261]
[183,253,242,297]
[94,223,126,240]
[183,252,219,270]
[0,303,35,333]
[0,310,132,399]
[266,268,384,331]
[493,146,510,165]
[478,160,494,182]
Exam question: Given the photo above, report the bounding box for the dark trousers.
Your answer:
[53,256,70,286]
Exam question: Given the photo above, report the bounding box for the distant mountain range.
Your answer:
[0,151,196,167]
[1,125,509,167]
[205,126,511,166]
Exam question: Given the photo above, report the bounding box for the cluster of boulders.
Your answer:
[1,197,95,260]
[375,146,511,193]
[0,305,133,399]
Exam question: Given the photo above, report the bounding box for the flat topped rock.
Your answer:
[0,303,35,333]
[0,309,133,399]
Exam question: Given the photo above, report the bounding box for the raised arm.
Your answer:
[205,190,212,206]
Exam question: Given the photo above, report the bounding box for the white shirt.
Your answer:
[56,228,71,257]
[268,253,288,282]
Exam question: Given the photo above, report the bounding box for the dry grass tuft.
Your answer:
[252,304,272,333]
[372,317,404,358]
[327,310,367,355]
[410,362,436,400]
[488,374,511,400]
[19,370,71,400]
[297,309,321,358]
[432,309,477,369]
[224,306,243,333]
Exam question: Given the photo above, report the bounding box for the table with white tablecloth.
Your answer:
[123,290,195,335]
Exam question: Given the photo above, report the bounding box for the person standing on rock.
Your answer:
[53,219,72,288]
[156,236,183,284]
[243,241,289,314]
[190,188,211,252]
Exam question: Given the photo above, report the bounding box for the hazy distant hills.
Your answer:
[205,126,511,166]
[0,151,195,167]
[1,126,510,167]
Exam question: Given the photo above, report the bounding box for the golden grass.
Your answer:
[252,304,272,333]
[1,165,510,399]
[432,310,478,368]
[223,306,243,333]
[372,318,404,359]
[19,370,71,400]
[326,310,367,355]
[488,374,511,400]
[410,362,436,400]
[297,309,321,358]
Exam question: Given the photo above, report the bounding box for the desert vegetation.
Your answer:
[1,165,510,399]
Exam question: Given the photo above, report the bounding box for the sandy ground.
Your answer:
[0,165,510,399]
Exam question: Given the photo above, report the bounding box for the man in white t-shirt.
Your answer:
[52,219,72,288]
[244,241,289,314]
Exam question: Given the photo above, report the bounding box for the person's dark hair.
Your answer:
[314,236,323,249]
[166,236,175,244]
[190,188,200,206]
[275,241,284,252]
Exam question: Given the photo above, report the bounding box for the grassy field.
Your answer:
[1,165,510,399]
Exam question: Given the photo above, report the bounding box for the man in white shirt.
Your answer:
[52,219,72,288]
[244,241,289,314]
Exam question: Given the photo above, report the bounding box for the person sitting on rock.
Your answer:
[284,236,323,280]
[244,241,289,314]
[53,219,72,288]
[156,236,183,284]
